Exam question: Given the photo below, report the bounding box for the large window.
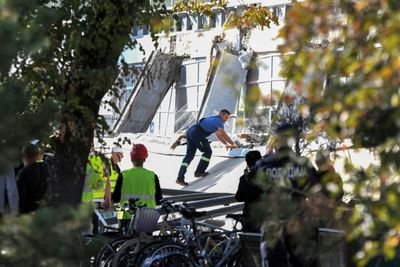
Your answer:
[149,58,207,135]
[177,58,207,112]
[174,58,207,132]
[244,54,286,132]
[100,63,144,129]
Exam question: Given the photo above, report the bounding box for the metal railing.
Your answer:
[160,188,242,218]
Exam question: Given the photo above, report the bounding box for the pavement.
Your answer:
[99,133,257,194]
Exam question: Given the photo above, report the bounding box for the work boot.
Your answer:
[176,179,188,186]
[194,172,209,178]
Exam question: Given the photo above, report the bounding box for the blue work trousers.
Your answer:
[177,126,212,181]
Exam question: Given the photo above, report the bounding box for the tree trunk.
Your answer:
[47,123,94,207]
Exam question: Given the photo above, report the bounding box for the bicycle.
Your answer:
[92,199,153,267]
[141,203,243,267]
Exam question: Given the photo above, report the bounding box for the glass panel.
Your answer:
[184,63,198,86]
[176,87,188,111]
[273,6,285,22]
[158,112,175,136]
[186,86,198,111]
[258,82,272,107]
[159,89,175,111]
[186,15,193,31]
[257,57,272,82]
[272,56,282,78]
[175,17,183,32]
[179,65,187,86]
[209,13,216,28]
[197,15,204,30]
[198,60,207,84]
[271,81,286,105]
[258,82,271,96]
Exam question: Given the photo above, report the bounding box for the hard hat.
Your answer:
[130,144,148,160]
[111,146,123,153]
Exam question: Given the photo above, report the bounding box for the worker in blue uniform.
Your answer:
[176,109,236,186]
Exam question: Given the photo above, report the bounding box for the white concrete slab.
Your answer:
[99,134,249,194]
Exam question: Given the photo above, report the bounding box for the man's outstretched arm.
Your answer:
[216,128,236,146]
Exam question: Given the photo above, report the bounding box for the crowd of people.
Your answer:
[235,123,344,267]
[0,143,50,217]
[0,110,344,267]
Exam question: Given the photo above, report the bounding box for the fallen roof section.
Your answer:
[198,50,249,120]
[113,51,184,133]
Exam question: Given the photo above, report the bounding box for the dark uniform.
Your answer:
[177,115,224,182]
[17,161,49,214]
[252,146,318,267]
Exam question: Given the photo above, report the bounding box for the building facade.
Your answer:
[99,0,292,136]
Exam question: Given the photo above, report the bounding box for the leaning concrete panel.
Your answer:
[114,52,183,133]
[198,50,248,120]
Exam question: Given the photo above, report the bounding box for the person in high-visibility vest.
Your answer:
[108,144,162,220]
[81,154,107,203]
[82,150,121,204]
[108,146,123,191]
[82,153,115,234]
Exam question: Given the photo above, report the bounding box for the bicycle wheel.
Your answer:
[133,240,170,266]
[136,241,186,266]
[111,237,152,267]
[143,252,197,267]
[94,236,131,267]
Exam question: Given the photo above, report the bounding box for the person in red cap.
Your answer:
[108,144,162,221]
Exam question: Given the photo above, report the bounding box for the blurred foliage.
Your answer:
[259,0,400,266]
[174,1,278,29]
[0,0,172,206]
[0,205,92,267]
[0,0,58,164]
[173,0,228,16]
[228,4,278,30]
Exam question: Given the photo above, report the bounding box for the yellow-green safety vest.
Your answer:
[118,167,156,219]
[82,155,105,203]
[92,160,119,200]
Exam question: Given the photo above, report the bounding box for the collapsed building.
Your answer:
[99,0,292,139]
[96,0,368,192]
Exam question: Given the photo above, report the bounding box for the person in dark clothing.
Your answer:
[235,150,263,232]
[176,109,236,186]
[252,123,319,267]
[17,144,49,214]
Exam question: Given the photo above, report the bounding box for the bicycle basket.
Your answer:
[131,207,161,233]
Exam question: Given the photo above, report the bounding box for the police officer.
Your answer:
[111,144,162,220]
[254,123,318,267]
[176,109,236,186]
